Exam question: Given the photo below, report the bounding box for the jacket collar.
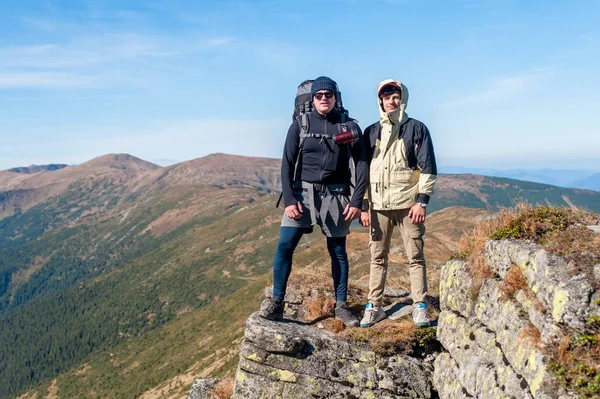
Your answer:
[311,108,341,122]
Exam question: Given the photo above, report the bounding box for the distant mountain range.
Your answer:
[7,164,68,174]
[442,166,600,191]
[6,162,599,191]
[1,153,599,398]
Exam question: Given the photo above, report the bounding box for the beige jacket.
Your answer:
[365,79,437,210]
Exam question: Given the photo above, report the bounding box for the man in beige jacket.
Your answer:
[359,79,437,327]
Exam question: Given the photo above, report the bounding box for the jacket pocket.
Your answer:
[390,169,415,185]
[323,145,340,172]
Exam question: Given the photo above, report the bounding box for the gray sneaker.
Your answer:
[412,302,431,327]
[335,302,359,327]
[259,298,284,321]
[360,302,387,327]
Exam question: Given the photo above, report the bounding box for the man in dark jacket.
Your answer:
[259,76,368,326]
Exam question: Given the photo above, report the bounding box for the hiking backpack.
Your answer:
[275,80,356,208]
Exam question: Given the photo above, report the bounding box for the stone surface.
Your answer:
[438,259,474,318]
[188,378,221,399]
[225,238,597,399]
[587,225,600,234]
[385,301,414,320]
[231,313,434,399]
[484,239,595,329]
[434,239,597,399]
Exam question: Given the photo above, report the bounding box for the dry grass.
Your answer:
[454,203,526,259]
[555,335,573,365]
[549,324,600,397]
[321,318,345,333]
[342,319,417,355]
[451,204,600,395]
[493,206,600,289]
[454,204,523,299]
[518,322,542,350]
[455,203,600,298]
[287,264,333,297]
[545,226,600,289]
[499,265,528,300]
[341,318,439,356]
[210,379,233,399]
[303,294,335,323]
[527,292,547,314]
[468,255,495,301]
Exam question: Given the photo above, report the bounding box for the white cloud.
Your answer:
[208,37,234,47]
[576,34,596,42]
[0,31,233,89]
[19,17,58,32]
[0,34,183,70]
[441,69,554,108]
[0,72,99,88]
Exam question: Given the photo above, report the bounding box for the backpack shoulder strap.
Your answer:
[337,115,356,190]
[293,114,310,183]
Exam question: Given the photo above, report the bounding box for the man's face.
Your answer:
[381,93,401,113]
[313,90,336,114]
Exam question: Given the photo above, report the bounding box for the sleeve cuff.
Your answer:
[361,198,370,211]
[416,193,430,204]
[350,199,363,209]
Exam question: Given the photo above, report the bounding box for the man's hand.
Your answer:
[408,203,426,224]
[359,210,370,227]
[343,205,361,221]
[285,202,303,220]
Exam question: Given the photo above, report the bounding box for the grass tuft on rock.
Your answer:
[303,294,335,323]
[455,204,600,300]
[341,319,439,356]
[210,379,233,399]
[455,204,600,398]
[548,315,600,398]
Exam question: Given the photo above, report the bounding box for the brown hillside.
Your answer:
[0,154,162,218]
[3,152,599,220]
[151,153,281,192]
[0,171,22,188]
[0,154,159,192]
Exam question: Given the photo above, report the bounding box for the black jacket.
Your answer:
[281,109,368,209]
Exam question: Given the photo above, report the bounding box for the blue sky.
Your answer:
[0,0,598,171]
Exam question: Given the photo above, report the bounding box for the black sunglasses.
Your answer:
[314,92,334,100]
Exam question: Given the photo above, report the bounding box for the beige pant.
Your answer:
[368,208,427,305]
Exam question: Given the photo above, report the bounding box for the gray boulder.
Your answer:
[231,313,434,399]
[188,378,221,399]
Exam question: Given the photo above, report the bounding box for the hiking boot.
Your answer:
[259,298,284,321]
[412,302,431,327]
[360,302,387,327]
[335,302,359,327]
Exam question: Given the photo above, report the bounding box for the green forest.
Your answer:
[0,178,280,398]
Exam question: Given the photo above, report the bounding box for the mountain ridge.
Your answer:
[7,164,68,174]
[1,152,600,397]
[2,153,600,219]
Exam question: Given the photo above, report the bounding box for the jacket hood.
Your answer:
[378,79,409,126]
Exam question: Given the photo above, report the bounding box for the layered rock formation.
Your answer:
[434,239,599,398]
[231,313,435,398]
[192,218,599,399]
